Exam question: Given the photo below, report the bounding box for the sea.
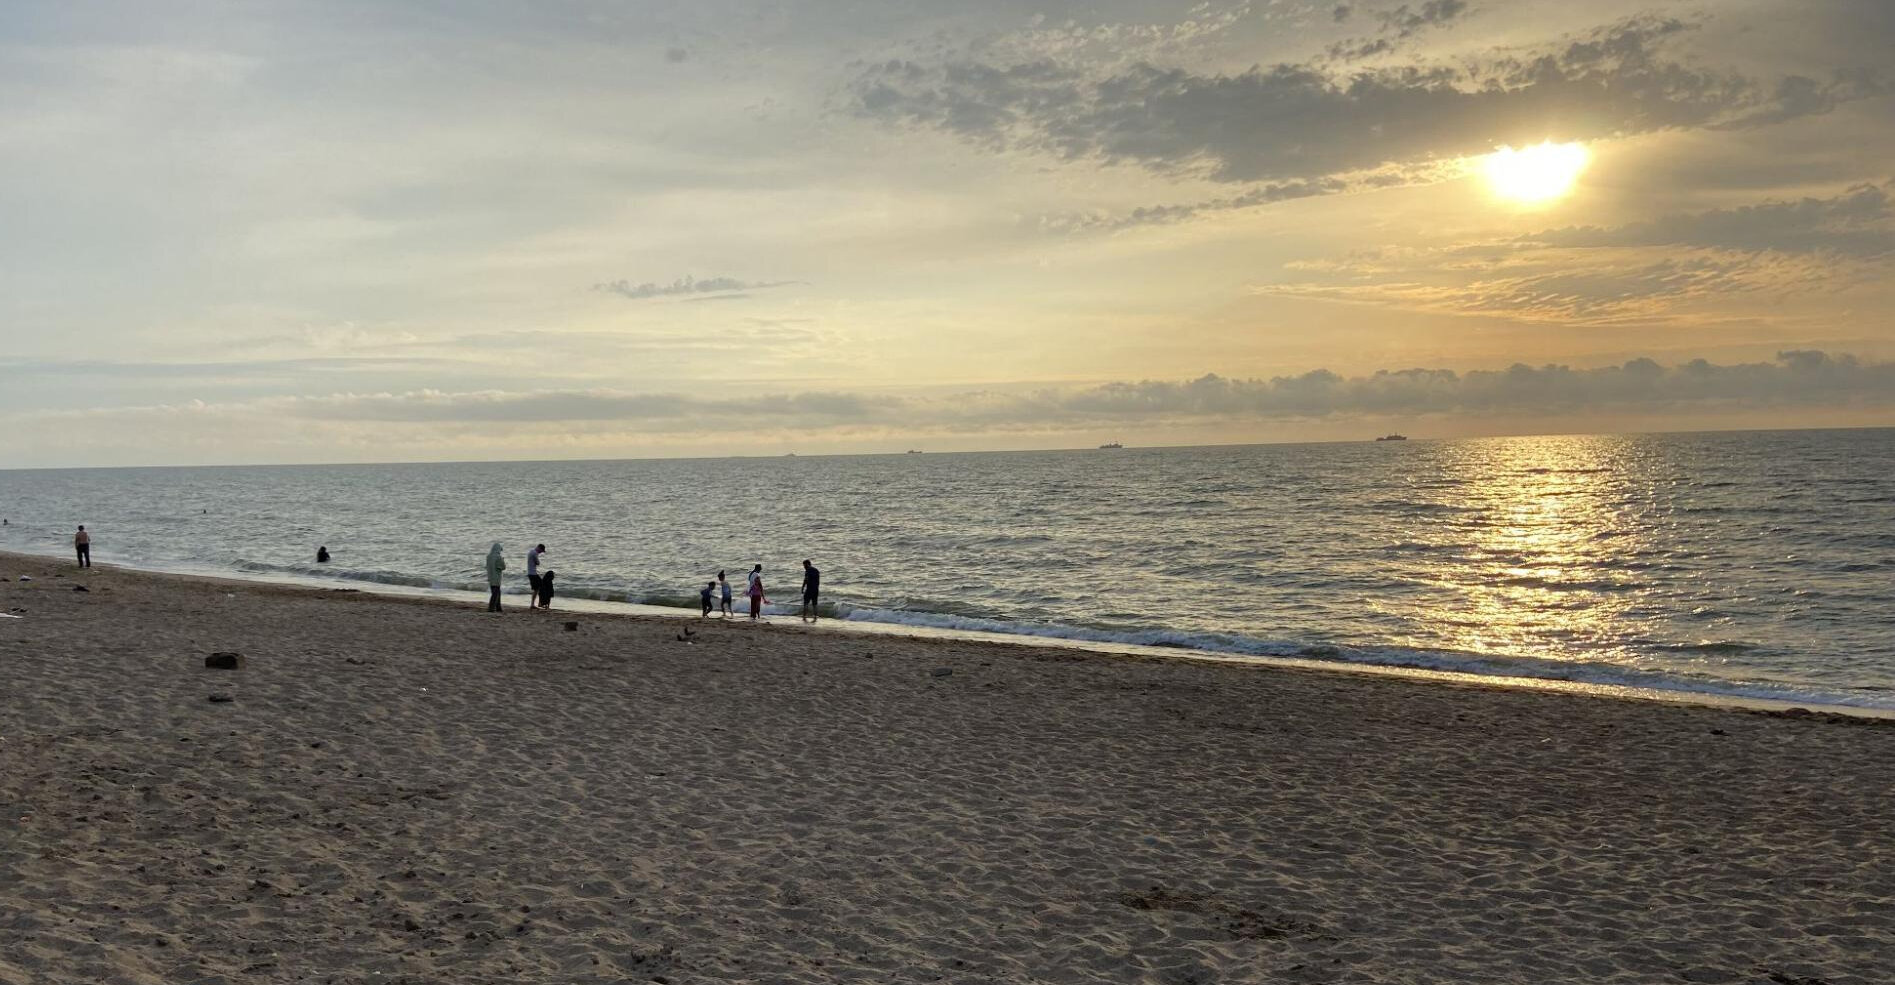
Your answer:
[4,429,1894,711]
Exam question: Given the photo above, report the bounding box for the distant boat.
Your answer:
[906,449,923,454]
[1098,441,1124,450]
[1374,434,1409,441]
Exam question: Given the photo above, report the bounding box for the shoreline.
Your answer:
[5,550,1895,983]
[4,548,1889,722]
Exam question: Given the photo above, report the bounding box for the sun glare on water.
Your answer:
[1481,141,1590,205]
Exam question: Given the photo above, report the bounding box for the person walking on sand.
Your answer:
[746,564,765,621]
[700,580,716,619]
[717,570,733,618]
[526,543,548,611]
[799,559,821,623]
[74,525,91,567]
[484,542,507,612]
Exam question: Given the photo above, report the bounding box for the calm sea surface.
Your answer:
[4,430,1893,708]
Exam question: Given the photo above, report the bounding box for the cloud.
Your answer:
[1266,182,1895,322]
[1266,249,1849,324]
[1528,181,1895,257]
[854,15,1881,185]
[1040,176,1348,232]
[12,351,1892,466]
[1379,1,1471,37]
[291,389,894,424]
[195,351,1895,427]
[592,275,794,301]
[1327,0,1474,59]
[1039,158,1464,231]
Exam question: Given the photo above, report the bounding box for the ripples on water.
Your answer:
[3,430,1893,708]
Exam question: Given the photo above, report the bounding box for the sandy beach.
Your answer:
[3,551,1893,985]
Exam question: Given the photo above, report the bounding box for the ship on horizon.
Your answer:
[1374,434,1409,442]
[1098,441,1124,450]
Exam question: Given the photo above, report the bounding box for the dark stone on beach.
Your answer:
[204,652,245,670]
[930,667,954,678]
[345,657,369,665]
[563,621,578,631]
[208,693,234,703]
[403,918,422,932]
[72,585,89,592]
[1710,728,1727,736]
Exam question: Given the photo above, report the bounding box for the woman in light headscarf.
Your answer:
[746,563,765,621]
[484,542,507,612]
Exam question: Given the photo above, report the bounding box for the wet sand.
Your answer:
[3,550,1893,984]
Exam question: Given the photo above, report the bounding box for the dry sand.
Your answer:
[2,550,1893,984]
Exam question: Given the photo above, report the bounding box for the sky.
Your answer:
[2,0,1892,467]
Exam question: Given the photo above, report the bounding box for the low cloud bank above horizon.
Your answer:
[275,351,1895,426]
[8,351,1890,462]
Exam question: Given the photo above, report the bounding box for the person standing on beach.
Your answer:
[484,542,507,612]
[700,580,716,619]
[74,525,91,567]
[526,544,547,611]
[717,570,733,618]
[746,564,765,621]
[800,559,821,623]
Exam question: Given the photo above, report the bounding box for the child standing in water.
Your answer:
[717,570,733,618]
[700,580,716,618]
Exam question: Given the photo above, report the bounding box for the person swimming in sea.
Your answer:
[316,546,330,563]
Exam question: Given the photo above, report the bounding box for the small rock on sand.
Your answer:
[930,667,954,678]
[204,652,245,670]
[207,693,234,703]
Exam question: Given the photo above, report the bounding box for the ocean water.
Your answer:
[3,430,1894,709]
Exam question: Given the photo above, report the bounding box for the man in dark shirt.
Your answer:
[800,559,821,623]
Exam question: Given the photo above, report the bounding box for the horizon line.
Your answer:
[2,422,1892,473]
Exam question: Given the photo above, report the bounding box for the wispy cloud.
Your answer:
[1265,183,1895,323]
[1527,182,1895,257]
[1327,0,1475,60]
[592,275,794,301]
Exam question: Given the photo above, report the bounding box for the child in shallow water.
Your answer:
[538,570,556,610]
[700,580,716,618]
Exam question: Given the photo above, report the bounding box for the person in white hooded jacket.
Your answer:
[484,542,507,612]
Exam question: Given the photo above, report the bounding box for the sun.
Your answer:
[1481,141,1590,205]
